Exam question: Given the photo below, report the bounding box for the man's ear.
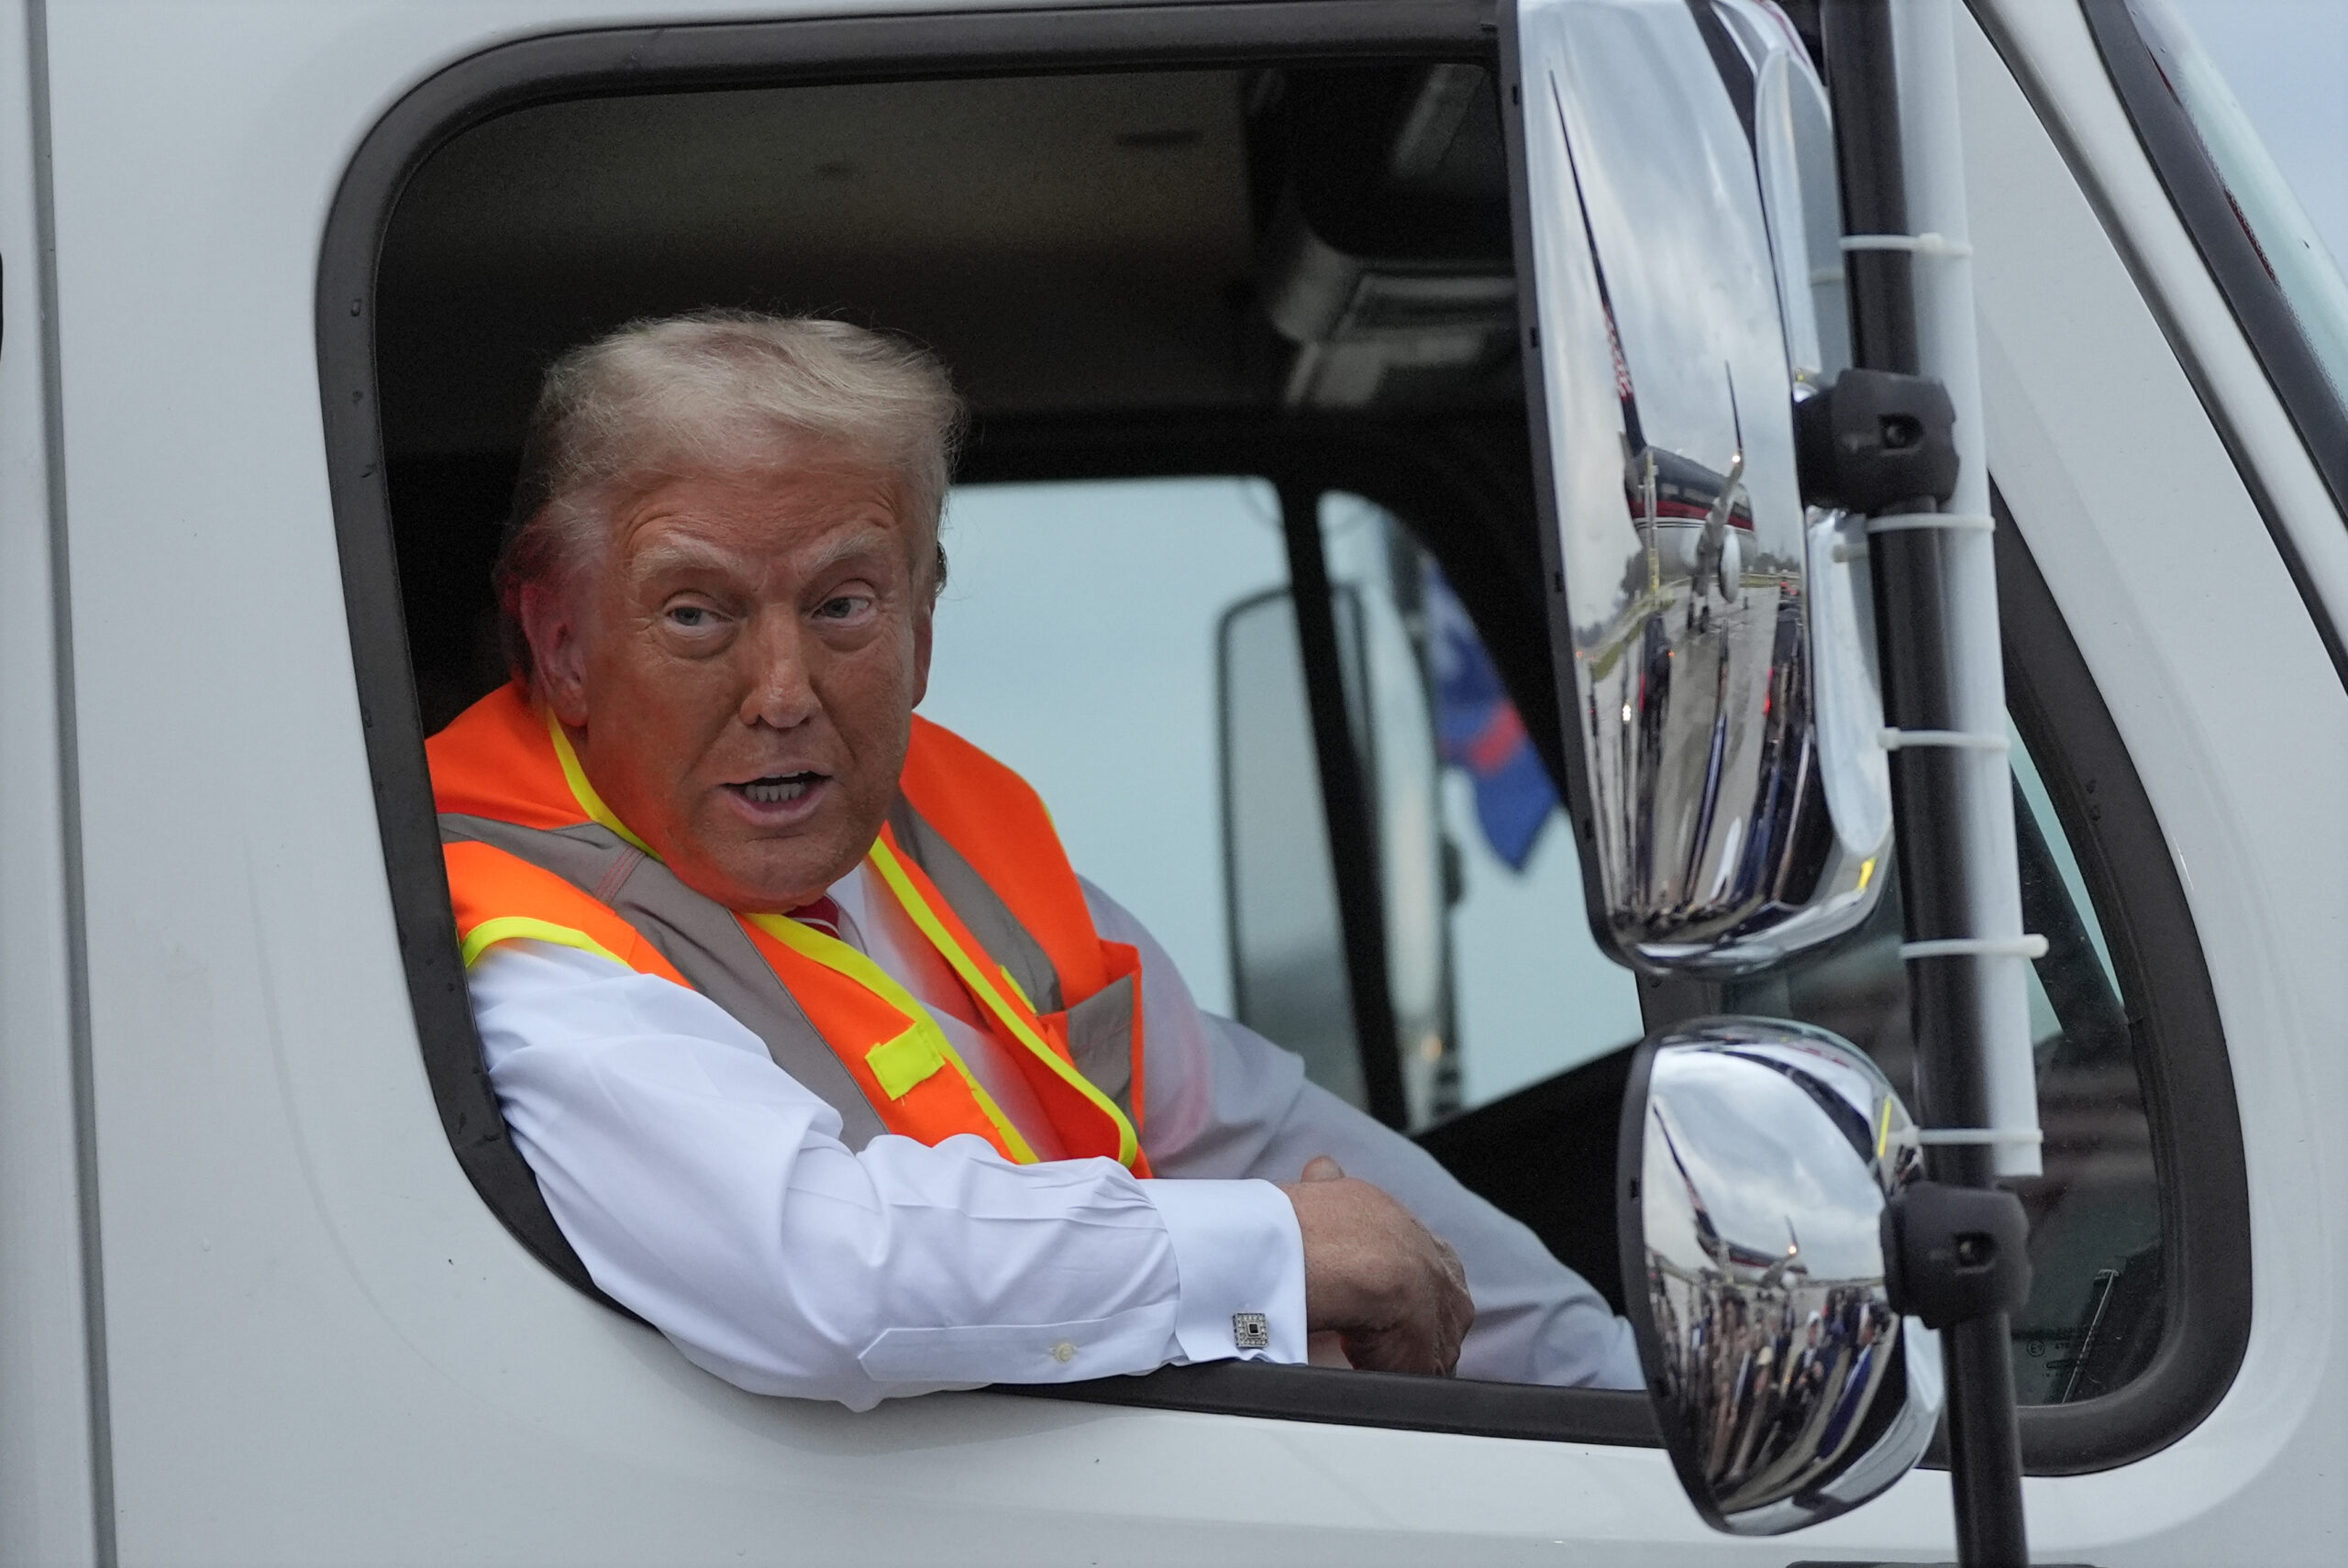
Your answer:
[518,580,592,726]
[910,586,935,708]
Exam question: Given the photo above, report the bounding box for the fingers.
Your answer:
[1337,1267,1471,1377]
[1361,1239,1465,1370]
[1282,1172,1476,1377]
[1433,1239,1473,1375]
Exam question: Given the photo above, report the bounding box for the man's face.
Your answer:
[522,442,932,911]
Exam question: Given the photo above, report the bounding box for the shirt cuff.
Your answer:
[1140,1177,1307,1366]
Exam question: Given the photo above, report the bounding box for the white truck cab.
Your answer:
[1,0,2340,1562]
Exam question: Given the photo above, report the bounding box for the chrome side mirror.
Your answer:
[1620,1017,1942,1534]
[1512,0,1889,972]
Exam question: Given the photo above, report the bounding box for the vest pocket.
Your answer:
[865,1024,948,1099]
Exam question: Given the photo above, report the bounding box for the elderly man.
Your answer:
[430,311,1639,1409]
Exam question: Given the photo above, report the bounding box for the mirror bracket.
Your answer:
[1881,1180,2032,1331]
[1793,367,1960,513]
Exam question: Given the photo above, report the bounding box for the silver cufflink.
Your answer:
[1232,1311,1269,1350]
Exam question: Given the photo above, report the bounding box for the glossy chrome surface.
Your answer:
[1515,0,1889,971]
[1623,1018,1941,1535]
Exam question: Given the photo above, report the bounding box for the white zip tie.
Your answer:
[1833,520,1992,560]
[1840,231,1974,259]
[1899,935,2050,961]
[1865,513,1995,536]
[1878,728,2010,753]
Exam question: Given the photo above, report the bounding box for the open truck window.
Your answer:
[338,10,1665,1445]
[321,0,2243,1464]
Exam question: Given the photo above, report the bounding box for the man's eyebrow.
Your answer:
[797,523,900,578]
[626,523,903,583]
[626,536,737,579]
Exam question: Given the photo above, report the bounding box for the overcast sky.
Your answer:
[2168,0,2348,271]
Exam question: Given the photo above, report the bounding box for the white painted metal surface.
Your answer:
[0,0,2338,1562]
[1962,7,2348,1562]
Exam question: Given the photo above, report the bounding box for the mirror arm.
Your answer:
[1822,2,2031,1564]
[1883,1180,2033,1332]
[1275,483,1411,1131]
[1793,367,1959,515]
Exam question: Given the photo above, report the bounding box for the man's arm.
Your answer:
[1091,883,1644,1390]
[472,937,1309,1408]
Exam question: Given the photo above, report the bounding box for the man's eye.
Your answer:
[816,595,872,621]
[668,604,714,628]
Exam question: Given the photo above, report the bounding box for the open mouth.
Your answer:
[732,772,826,805]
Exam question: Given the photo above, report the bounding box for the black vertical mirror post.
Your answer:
[1819,2,2030,1564]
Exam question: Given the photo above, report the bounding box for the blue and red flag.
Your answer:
[1424,564,1557,871]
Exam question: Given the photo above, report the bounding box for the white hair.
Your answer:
[495,310,963,680]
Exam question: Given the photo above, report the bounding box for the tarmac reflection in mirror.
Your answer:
[1620,1018,1942,1535]
[1515,0,1889,971]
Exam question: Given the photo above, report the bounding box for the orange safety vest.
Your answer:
[428,682,1149,1173]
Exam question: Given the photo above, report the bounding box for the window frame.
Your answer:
[318,0,1669,1448]
[318,0,2247,1464]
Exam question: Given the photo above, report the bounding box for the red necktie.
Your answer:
[789,895,845,942]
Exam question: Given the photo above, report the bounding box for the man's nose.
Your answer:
[737,616,821,731]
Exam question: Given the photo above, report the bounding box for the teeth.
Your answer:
[742,778,813,805]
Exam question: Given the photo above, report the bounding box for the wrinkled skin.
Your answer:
[519,441,932,913]
[522,445,1473,1372]
[1282,1155,1475,1375]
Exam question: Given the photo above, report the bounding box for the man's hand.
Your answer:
[1279,1155,1473,1375]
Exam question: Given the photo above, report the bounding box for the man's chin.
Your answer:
[681,834,868,914]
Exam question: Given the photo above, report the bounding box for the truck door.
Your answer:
[22,0,2322,1561]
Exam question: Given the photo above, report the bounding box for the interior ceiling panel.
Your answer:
[379,70,1262,455]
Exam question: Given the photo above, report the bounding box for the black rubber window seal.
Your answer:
[2069,0,2348,684]
[2077,0,2348,518]
[1979,491,2253,1474]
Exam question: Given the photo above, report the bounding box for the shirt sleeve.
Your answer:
[1087,880,1644,1390]
[470,938,1305,1410]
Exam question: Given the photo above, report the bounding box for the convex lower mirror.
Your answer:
[1619,1017,1942,1534]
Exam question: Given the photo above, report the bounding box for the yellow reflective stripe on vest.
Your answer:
[867,839,1141,1169]
[460,915,629,970]
[545,706,656,856]
[743,910,1042,1166]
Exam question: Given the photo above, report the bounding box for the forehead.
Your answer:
[608,455,913,575]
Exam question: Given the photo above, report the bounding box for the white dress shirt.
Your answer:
[471,867,1641,1409]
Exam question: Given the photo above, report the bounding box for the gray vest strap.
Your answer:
[439,813,891,1151]
[891,799,1137,1122]
[886,797,1065,1014]
[1064,974,1136,1112]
